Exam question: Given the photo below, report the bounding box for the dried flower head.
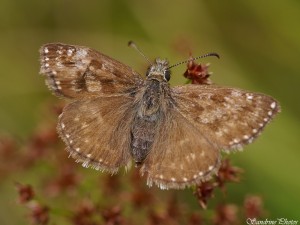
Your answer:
[216,159,243,190]
[184,57,212,85]
[244,195,264,219]
[15,183,35,204]
[213,204,239,225]
[194,181,217,209]
[28,202,50,225]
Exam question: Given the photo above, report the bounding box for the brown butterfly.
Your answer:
[39,42,280,190]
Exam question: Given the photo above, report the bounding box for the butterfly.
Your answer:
[39,42,280,190]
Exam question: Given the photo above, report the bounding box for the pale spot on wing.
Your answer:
[270,102,276,109]
[243,135,249,140]
[56,61,62,67]
[81,122,88,129]
[246,94,254,100]
[200,151,205,157]
[101,63,107,70]
[190,153,195,160]
[200,117,210,124]
[186,153,196,162]
[86,79,102,92]
[233,138,239,143]
[179,138,189,145]
[72,86,82,92]
[231,90,242,97]
[76,49,88,58]
[67,49,74,56]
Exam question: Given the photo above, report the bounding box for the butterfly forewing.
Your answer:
[58,96,135,173]
[39,43,143,99]
[141,109,221,190]
[172,85,280,151]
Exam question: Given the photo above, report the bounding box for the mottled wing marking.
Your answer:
[172,84,281,152]
[39,43,143,99]
[57,96,134,173]
[141,110,221,190]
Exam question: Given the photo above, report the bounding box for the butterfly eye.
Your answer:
[164,70,171,81]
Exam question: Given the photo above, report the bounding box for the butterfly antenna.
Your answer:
[128,41,152,65]
[168,52,220,69]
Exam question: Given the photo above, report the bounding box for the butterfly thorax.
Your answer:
[131,60,170,165]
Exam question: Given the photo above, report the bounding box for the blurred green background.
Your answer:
[1,0,300,224]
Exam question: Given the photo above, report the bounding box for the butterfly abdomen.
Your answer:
[131,117,157,164]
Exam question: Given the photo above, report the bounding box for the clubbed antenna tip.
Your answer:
[128,41,152,65]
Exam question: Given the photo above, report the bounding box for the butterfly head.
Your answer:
[146,58,171,82]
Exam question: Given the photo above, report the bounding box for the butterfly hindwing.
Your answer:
[57,96,135,173]
[141,109,221,189]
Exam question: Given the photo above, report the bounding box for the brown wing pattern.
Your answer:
[141,109,221,189]
[57,96,135,173]
[39,43,143,99]
[172,84,280,152]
